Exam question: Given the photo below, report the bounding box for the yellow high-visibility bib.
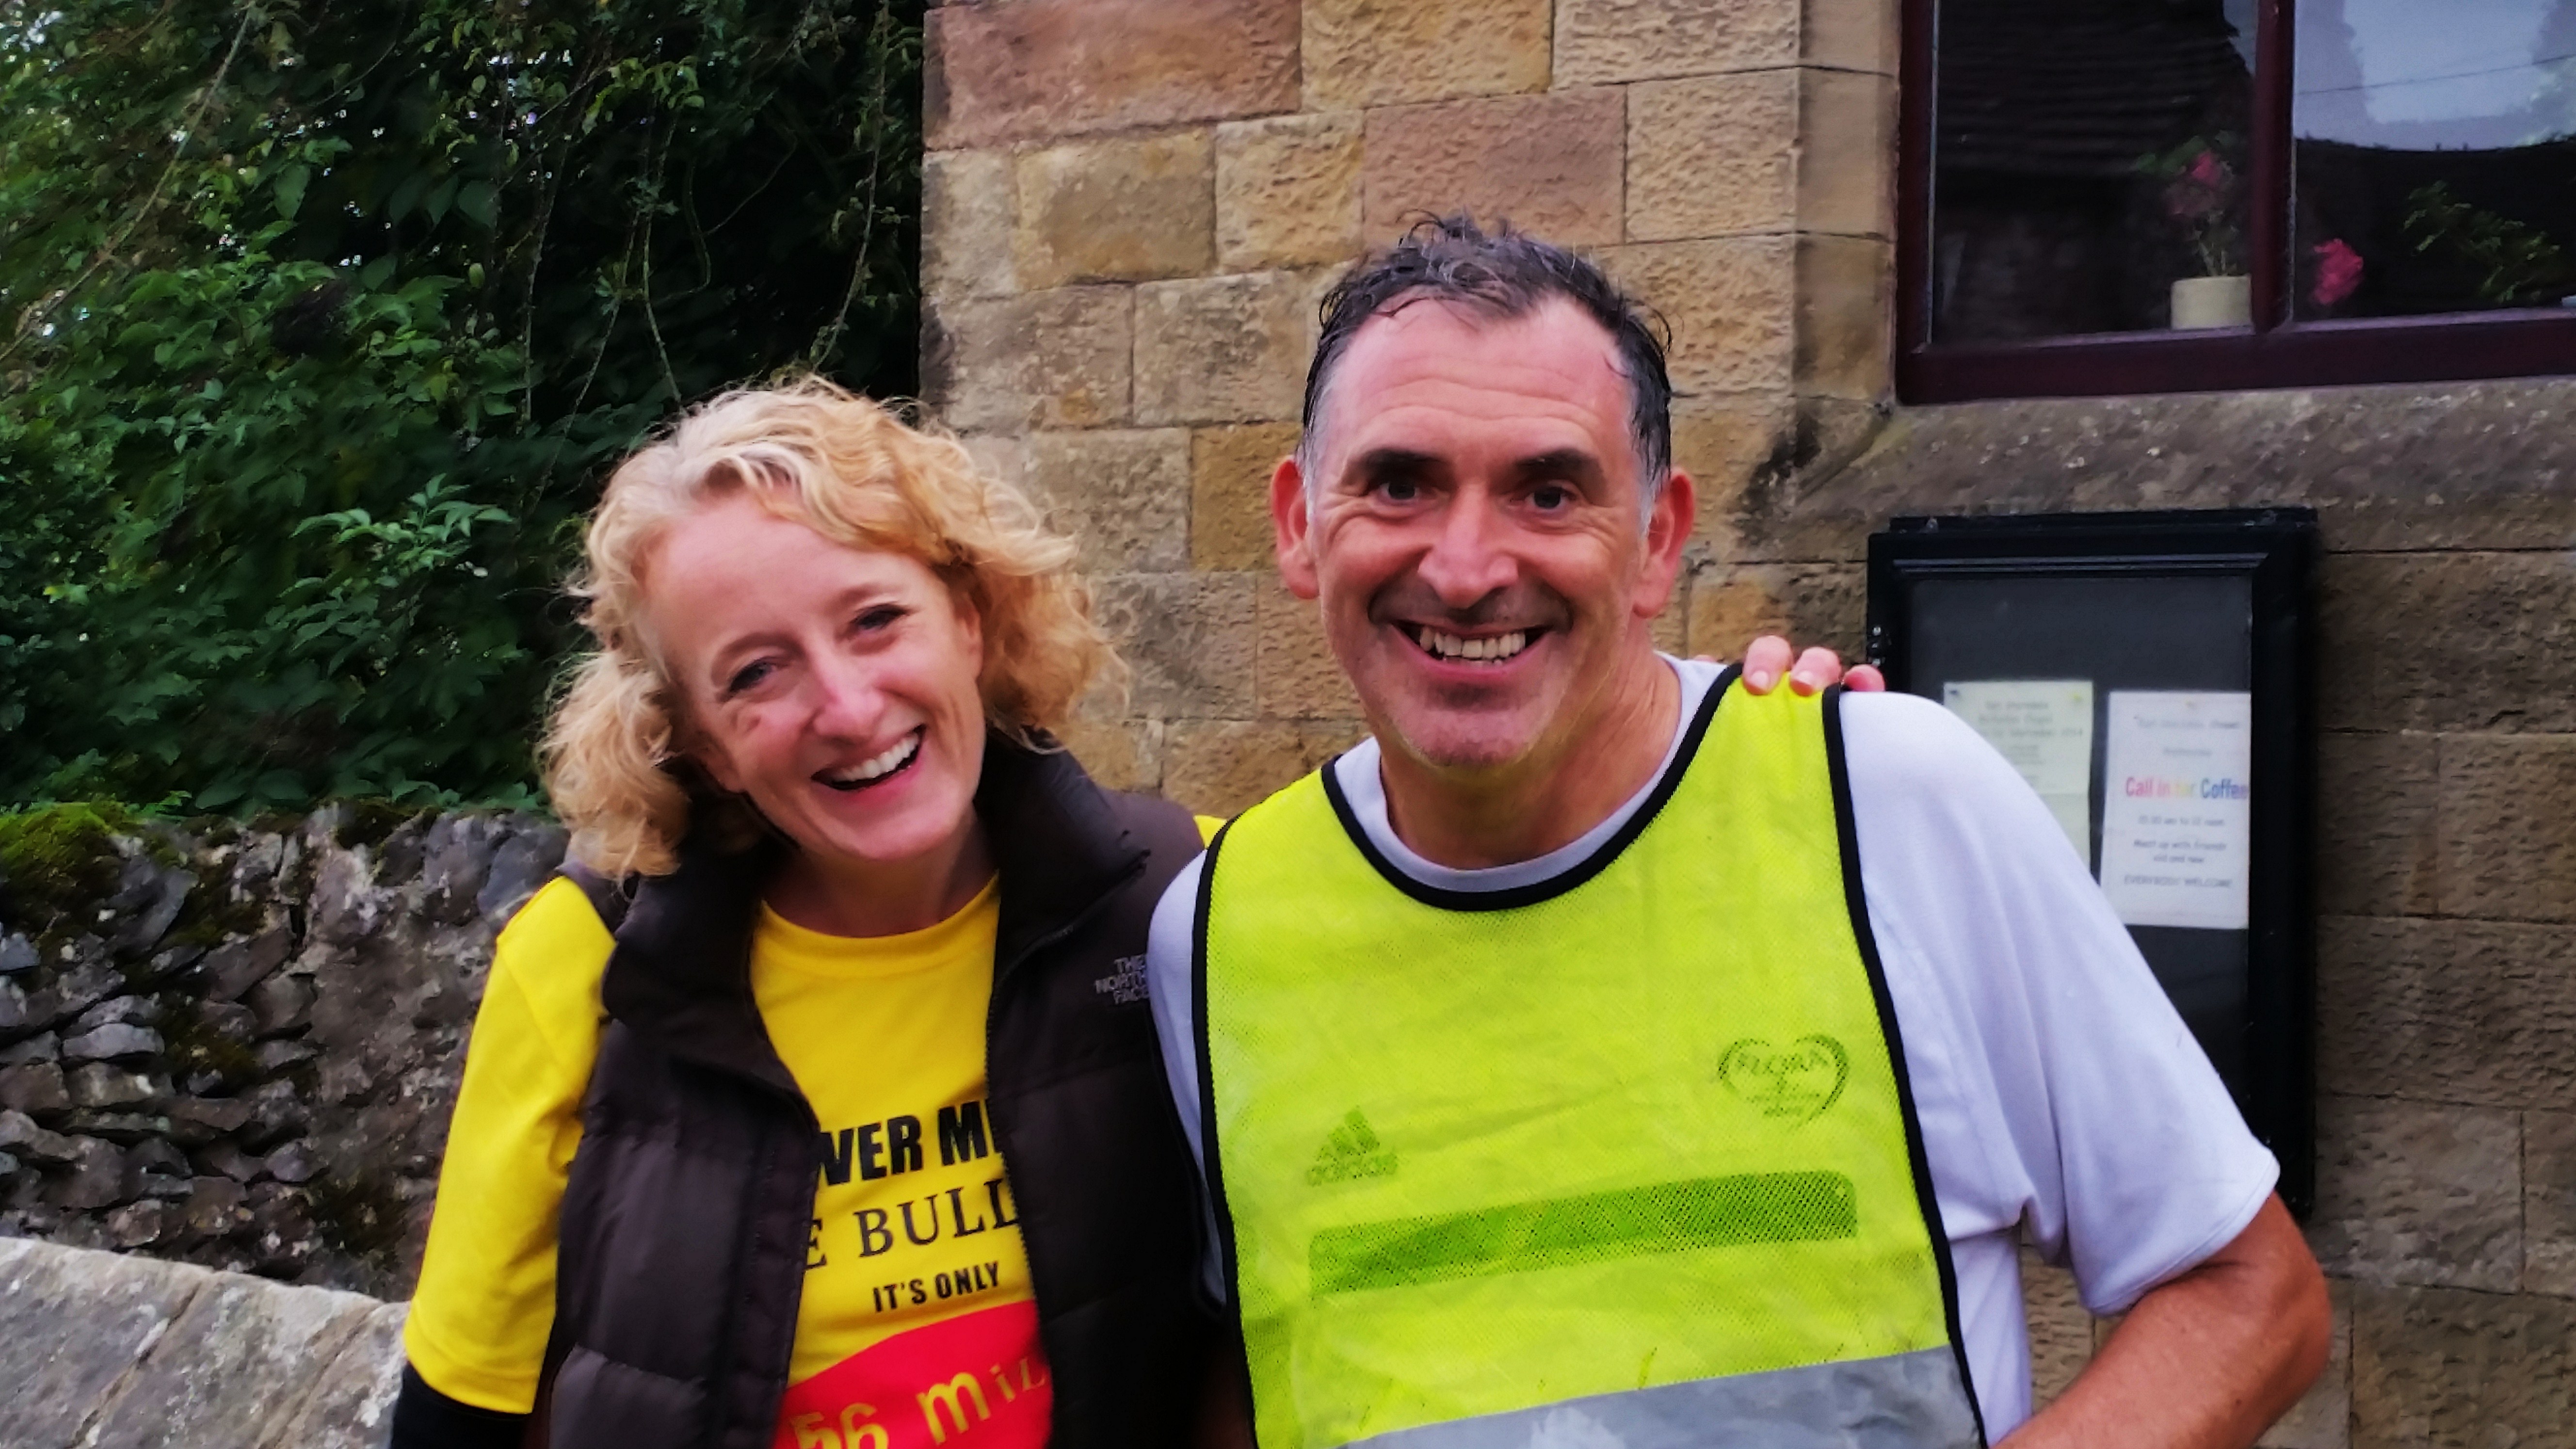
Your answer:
[1197,676,1983,1449]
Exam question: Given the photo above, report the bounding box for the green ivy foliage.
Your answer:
[0,0,924,813]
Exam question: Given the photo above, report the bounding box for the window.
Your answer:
[1900,0,2576,400]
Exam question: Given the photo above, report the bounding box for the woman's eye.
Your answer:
[854,605,907,633]
[724,660,775,695]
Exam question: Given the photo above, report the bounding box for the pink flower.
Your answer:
[2164,151,2233,223]
[2311,239,2364,307]
[2186,151,2231,191]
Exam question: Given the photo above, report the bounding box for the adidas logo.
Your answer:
[1306,1109,1399,1186]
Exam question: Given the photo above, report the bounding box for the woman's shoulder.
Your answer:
[487,874,618,1064]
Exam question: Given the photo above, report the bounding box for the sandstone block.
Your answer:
[2439,733,2576,921]
[1800,69,1896,238]
[2258,1277,2352,1449]
[1134,271,1315,426]
[2308,1094,2521,1292]
[928,0,1298,149]
[1601,238,1797,396]
[1191,422,1301,572]
[2352,1280,2575,1447]
[2316,731,2438,918]
[1683,562,1865,660]
[957,433,1029,497]
[924,287,1133,432]
[1091,573,1257,719]
[1015,131,1216,290]
[1627,72,1797,242]
[1796,234,1892,399]
[923,149,1015,301]
[1165,719,1370,817]
[1256,580,1363,720]
[2319,551,2576,735]
[1555,0,1802,86]
[2528,1110,2576,1297]
[1363,90,1625,248]
[1026,429,1193,574]
[2021,1251,2094,1410]
[1304,0,1550,110]
[267,1299,412,1449]
[2318,917,2576,1112]
[1807,0,1900,75]
[1052,714,1165,796]
[1218,114,1365,272]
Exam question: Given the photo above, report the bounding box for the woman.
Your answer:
[391,380,1214,1449]
[387,379,1859,1449]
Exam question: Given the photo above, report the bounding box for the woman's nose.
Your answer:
[806,652,886,737]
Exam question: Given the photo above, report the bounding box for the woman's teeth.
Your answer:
[1412,626,1531,663]
[821,730,921,789]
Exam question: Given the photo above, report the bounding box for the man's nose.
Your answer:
[1414,490,1518,608]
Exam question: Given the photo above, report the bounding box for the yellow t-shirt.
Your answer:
[407,877,1046,1449]
[407,819,1221,1446]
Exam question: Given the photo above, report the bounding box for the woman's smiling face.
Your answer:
[643,491,989,904]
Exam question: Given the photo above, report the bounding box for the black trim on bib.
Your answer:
[1823,684,1990,1449]
[1190,821,1263,1424]
[1318,664,1740,914]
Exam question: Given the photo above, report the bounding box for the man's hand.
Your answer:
[1729,635,1887,695]
[2006,1196,2330,1449]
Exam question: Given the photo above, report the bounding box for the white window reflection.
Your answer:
[2298,0,2576,146]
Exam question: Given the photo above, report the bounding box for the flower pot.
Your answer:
[2171,274,2252,330]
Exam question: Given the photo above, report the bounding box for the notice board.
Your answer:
[1866,508,2318,1212]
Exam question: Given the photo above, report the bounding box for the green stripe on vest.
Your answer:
[1199,678,1977,1449]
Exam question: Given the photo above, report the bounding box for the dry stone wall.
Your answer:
[0,805,564,1297]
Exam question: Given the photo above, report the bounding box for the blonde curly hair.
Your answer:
[543,378,1120,877]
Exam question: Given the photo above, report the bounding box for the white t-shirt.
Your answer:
[1143,656,2278,1440]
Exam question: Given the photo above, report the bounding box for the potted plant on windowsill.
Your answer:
[2143,135,2250,329]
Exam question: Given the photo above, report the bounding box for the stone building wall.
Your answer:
[0,805,563,1297]
[923,1,2576,1445]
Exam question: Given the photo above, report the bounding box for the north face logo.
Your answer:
[1306,1110,1399,1186]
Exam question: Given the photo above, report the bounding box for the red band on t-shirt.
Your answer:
[772,1298,1051,1449]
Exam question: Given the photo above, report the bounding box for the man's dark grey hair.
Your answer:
[1297,214,1676,503]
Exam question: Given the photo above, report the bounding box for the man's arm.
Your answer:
[2007,1196,2329,1448]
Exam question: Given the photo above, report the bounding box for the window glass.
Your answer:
[2294,0,2576,318]
[1931,0,2260,341]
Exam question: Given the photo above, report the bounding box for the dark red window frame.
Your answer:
[1897,0,2576,403]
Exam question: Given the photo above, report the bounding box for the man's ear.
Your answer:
[1272,453,1320,601]
[1635,468,1696,618]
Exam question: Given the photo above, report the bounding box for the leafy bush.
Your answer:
[0,0,924,812]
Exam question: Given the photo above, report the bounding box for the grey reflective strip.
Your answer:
[1312,1172,1857,1296]
[1343,1346,1981,1449]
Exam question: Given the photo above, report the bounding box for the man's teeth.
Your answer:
[1413,627,1530,662]
[826,731,920,785]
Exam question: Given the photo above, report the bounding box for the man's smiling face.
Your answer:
[1275,295,1688,780]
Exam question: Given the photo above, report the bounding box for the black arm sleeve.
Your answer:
[387,1363,529,1449]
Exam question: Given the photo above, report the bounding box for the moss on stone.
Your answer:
[0,802,139,937]
[304,1169,408,1267]
[332,799,426,851]
[156,993,263,1089]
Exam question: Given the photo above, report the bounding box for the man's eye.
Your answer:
[1531,484,1573,510]
[1377,479,1422,503]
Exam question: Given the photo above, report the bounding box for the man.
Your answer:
[1145,218,2328,1449]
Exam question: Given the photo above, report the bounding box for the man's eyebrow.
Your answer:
[1349,447,1442,482]
[1509,448,1607,486]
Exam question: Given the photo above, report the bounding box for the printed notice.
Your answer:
[1943,680,2095,863]
[2099,691,2253,931]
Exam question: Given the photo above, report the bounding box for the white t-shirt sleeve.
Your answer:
[1145,853,1228,1301]
[1840,691,2278,1317]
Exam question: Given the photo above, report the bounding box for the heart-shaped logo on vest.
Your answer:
[1717,1035,1850,1123]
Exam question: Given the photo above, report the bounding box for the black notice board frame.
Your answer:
[1865,507,2319,1216]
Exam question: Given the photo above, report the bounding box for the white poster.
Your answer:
[2099,691,2254,931]
[1943,679,2094,863]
